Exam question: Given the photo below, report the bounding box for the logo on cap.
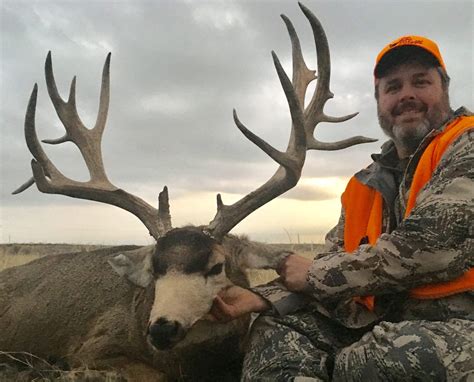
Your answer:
[389,36,424,49]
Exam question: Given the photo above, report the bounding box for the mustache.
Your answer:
[392,100,427,116]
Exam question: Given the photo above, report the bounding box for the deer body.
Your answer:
[1,246,158,376]
[0,233,285,381]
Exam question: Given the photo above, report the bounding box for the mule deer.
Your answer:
[2,3,375,381]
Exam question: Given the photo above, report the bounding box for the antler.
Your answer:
[13,52,172,240]
[207,3,376,239]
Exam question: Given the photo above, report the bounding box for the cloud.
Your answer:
[1,0,472,243]
[285,177,347,201]
[190,1,247,31]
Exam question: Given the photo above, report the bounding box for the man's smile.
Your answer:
[396,109,424,122]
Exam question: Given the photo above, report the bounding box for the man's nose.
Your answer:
[398,84,417,102]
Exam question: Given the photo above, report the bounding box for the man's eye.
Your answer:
[414,79,429,86]
[206,263,224,277]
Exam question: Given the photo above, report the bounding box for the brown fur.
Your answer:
[0,245,250,381]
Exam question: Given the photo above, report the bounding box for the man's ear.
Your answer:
[108,245,155,288]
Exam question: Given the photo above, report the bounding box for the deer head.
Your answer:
[13,3,375,350]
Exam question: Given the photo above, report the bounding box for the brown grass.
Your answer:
[0,351,126,381]
[0,243,325,274]
[0,244,108,272]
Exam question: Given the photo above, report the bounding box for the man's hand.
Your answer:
[277,254,312,292]
[208,286,270,322]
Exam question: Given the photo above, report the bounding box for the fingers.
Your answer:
[276,256,288,277]
[277,254,312,292]
[215,295,232,315]
[210,295,233,323]
[202,313,218,322]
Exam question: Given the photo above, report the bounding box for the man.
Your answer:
[210,35,474,381]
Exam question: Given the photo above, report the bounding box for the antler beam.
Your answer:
[207,3,376,239]
[13,52,172,239]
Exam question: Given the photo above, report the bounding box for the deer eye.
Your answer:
[206,263,224,277]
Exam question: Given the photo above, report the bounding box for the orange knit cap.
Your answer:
[374,35,446,78]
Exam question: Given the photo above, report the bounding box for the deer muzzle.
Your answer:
[148,317,186,350]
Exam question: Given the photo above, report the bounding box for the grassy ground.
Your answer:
[0,243,108,272]
[0,243,324,273]
[0,351,127,382]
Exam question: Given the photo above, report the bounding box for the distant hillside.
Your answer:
[0,242,325,257]
[0,243,110,257]
[271,243,325,253]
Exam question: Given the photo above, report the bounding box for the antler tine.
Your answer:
[44,52,111,182]
[299,3,376,150]
[13,52,172,240]
[94,52,111,134]
[12,82,64,195]
[280,14,315,110]
[207,36,307,240]
[45,52,83,139]
[158,186,172,232]
[207,4,376,240]
[11,177,35,195]
[24,84,66,186]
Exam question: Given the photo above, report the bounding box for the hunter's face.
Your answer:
[377,62,450,158]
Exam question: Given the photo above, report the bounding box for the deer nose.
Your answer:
[148,318,185,349]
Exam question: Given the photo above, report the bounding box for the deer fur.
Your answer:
[0,228,290,381]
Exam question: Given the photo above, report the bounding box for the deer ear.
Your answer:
[108,245,155,288]
[222,235,293,270]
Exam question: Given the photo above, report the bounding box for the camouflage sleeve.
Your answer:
[307,129,474,302]
[324,207,346,252]
[250,279,307,316]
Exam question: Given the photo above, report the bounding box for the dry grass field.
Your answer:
[0,243,108,272]
[0,243,324,274]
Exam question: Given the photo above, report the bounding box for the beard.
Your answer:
[393,118,431,155]
[377,94,451,157]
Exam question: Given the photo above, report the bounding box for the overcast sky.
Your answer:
[1,0,472,245]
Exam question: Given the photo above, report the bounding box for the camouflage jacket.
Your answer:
[252,107,474,328]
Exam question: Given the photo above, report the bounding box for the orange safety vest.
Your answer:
[341,115,474,311]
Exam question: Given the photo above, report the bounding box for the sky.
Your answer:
[1,0,472,245]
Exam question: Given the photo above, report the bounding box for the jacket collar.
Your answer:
[354,106,471,203]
